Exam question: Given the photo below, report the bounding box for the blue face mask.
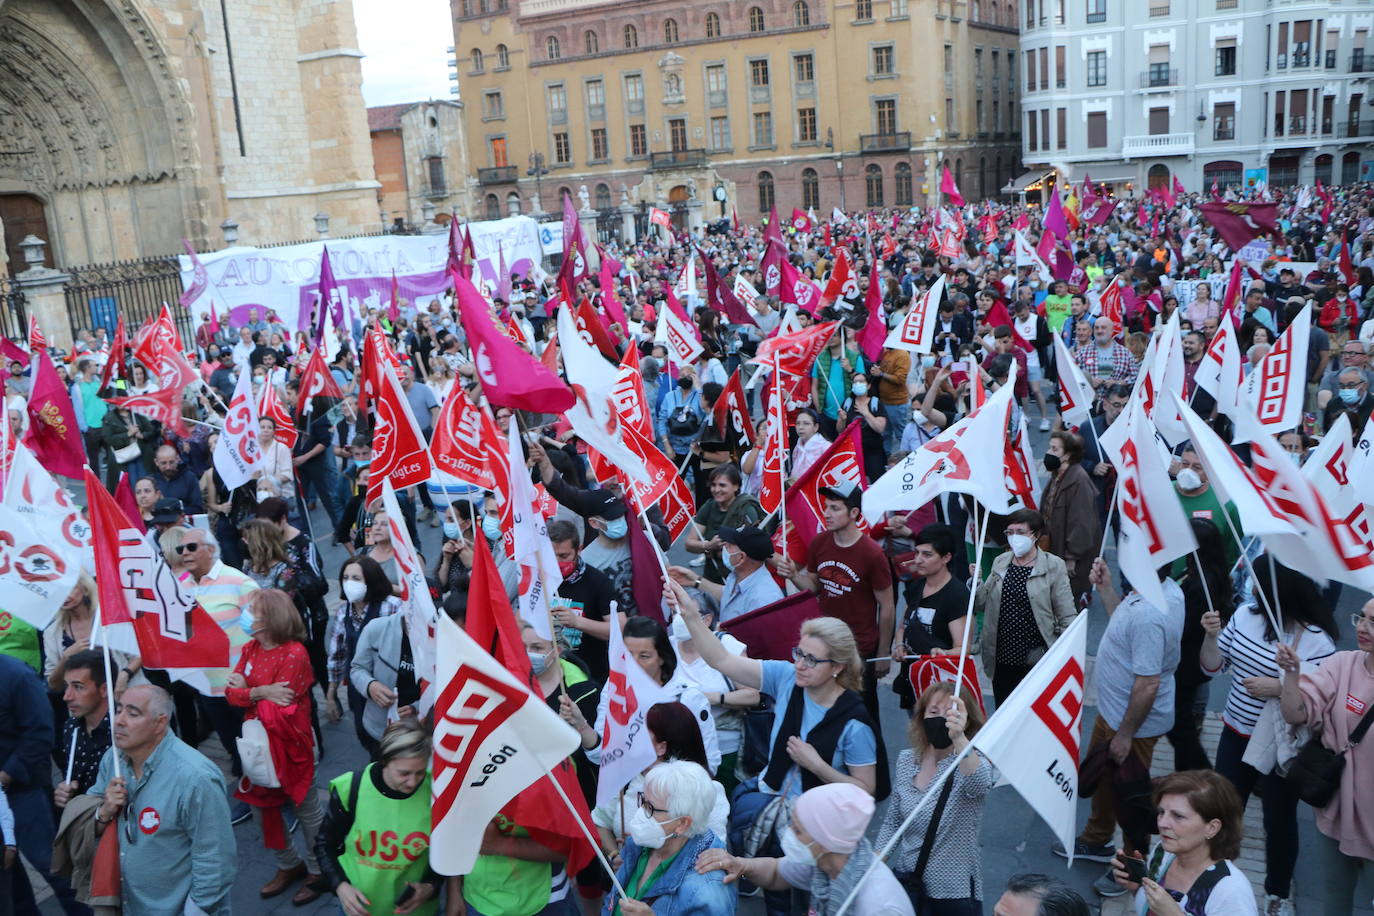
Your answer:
[442,522,462,539]
[351,458,371,471]
[602,517,628,540]
[482,515,502,541]
[1340,387,1362,405]
[238,607,256,636]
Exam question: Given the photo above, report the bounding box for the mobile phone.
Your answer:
[1123,856,1148,883]
[395,885,416,909]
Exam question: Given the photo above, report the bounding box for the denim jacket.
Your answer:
[602,830,737,916]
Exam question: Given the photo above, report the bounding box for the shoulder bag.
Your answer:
[1285,693,1374,808]
[237,717,281,788]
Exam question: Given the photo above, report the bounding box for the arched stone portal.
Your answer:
[0,0,204,264]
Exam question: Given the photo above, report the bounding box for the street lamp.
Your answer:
[527,152,549,214]
[835,159,846,212]
[220,218,239,247]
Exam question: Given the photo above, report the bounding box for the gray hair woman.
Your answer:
[603,761,737,915]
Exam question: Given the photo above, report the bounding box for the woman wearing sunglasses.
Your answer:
[664,581,887,916]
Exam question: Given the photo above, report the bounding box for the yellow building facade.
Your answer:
[454,0,1022,232]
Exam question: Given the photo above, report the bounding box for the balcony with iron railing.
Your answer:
[1338,120,1372,139]
[859,131,912,153]
[477,166,518,184]
[1352,53,1369,73]
[1122,132,1194,158]
[1139,67,1179,88]
[649,148,708,169]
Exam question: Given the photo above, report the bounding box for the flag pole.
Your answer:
[65,728,79,787]
[1216,507,1282,636]
[953,504,987,679]
[774,352,788,545]
[1190,549,1218,617]
[90,612,122,781]
[538,764,632,903]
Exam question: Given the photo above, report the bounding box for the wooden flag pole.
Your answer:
[538,764,632,902]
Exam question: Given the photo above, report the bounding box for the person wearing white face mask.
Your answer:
[1170,447,1244,576]
[974,509,1079,706]
[837,372,889,483]
[326,556,401,751]
[603,761,737,916]
[695,782,913,916]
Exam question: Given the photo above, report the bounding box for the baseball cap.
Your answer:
[151,498,185,525]
[816,478,863,510]
[587,488,628,521]
[717,525,773,561]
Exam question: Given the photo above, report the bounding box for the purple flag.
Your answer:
[1043,186,1069,240]
[314,246,342,343]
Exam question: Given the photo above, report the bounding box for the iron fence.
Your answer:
[0,275,26,344]
[63,256,194,343]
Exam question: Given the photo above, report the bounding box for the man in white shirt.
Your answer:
[669,525,783,623]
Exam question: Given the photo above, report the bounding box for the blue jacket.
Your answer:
[0,654,53,791]
[603,830,737,916]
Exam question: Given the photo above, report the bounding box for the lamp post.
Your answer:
[836,159,846,212]
[220,218,239,247]
[527,152,549,215]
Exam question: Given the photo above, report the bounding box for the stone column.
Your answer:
[618,204,637,244]
[13,237,73,350]
[687,200,705,233]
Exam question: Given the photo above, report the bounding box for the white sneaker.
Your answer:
[689,555,706,567]
[1262,894,1294,916]
[1039,417,1052,431]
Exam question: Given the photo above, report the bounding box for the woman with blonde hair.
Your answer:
[241,518,297,595]
[666,580,887,916]
[44,574,141,696]
[877,682,994,914]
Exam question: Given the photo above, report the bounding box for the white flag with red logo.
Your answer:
[1238,305,1310,440]
[653,298,704,368]
[507,417,563,641]
[28,314,47,353]
[431,385,500,490]
[1014,230,1052,284]
[381,478,438,708]
[1303,414,1374,564]
[211,367,263,490]
[556,306,651,489]
[820,249,860,308]
[884,274,946,354]
[1100,399,1197,612]
[1194,314,1244,419]
[1053,334,1095,428]
[862,366,1017,523]
[733,275,760,313]
[971,612,1088,860]
[3,441,92,553]
[430,613,581,876]
[597,614,671,807]
[0,491,82,630]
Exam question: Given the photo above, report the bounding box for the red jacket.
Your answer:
[1319,295,1358,332]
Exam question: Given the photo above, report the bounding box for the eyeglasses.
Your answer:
[173,542,201,554]
[1351,614,1374,631]
[637,792,670,818]
[791,647,837,669]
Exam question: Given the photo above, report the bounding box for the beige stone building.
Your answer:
[452,0,1022,233]
[0,0,382,272]
[369,99,473,230]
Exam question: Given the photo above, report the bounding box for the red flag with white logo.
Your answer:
[908,655,985,715]
[256,381,298,449]
[365,342,433,506]
[84,467,231,691]
[758,372,787,516]
[295,347,344,417]
[712,368,755,455]
[22,349,86,480]
[431,385,500,490]
[970,612,1088,859]
[106,389,189,438]
[658,471,696,544]
[820,249,859,309]
[752,321,840,377]
[780,420,868,560]
[98,316,128,392]
[28,314,47,353]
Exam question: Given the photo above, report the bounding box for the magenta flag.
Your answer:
[940,165,965,207]
[23,349,85,479]
[1199,202,1282,254]
[1043,186,1069,240]
[597,257,629,335]
[856,256,886,363]
[626,511,666,626]
[720,591,821,661]
[699,249,756,326]
[453,272,574,413]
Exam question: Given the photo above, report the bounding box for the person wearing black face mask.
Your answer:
[876,683,992,914]
[1040,430,1100,602]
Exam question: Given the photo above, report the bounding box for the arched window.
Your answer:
[801,168,819,211]
[485,194,501,219]
[623,24,638,49]
[584,30,598,54]
[1343,151,1361,184]
[705,11,721,37]
[757,171,775,213]
[546,35,561,60]
[865,164,884,207]
[595,183,612,209]
[894,162,912,206]
[496,44,509,68]
[664,18,679,43]
[972,0,981,21]
[506,192,522,216]
[471,49,484,73]
[1147,163,1171,191]
[1314,154,1334,186]
[793,1,810,26]
[749,6,765,32]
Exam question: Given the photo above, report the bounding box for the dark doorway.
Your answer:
[0,194,53,272]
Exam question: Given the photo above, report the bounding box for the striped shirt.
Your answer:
[1207,605,1335,734]
[186,560,260,696]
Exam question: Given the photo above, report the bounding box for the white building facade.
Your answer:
[1016,0,1374,196]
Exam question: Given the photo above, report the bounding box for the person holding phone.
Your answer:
[317,720,439,916]
[1110,770,1257,915]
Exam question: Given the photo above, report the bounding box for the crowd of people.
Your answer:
[1,178,1373,916]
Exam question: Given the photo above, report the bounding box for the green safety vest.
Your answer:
[0,612,41,673]
[330,764,437,916]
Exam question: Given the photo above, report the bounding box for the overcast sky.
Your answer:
[355,0,455,107]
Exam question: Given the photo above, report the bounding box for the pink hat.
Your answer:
[793,784,874,854]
